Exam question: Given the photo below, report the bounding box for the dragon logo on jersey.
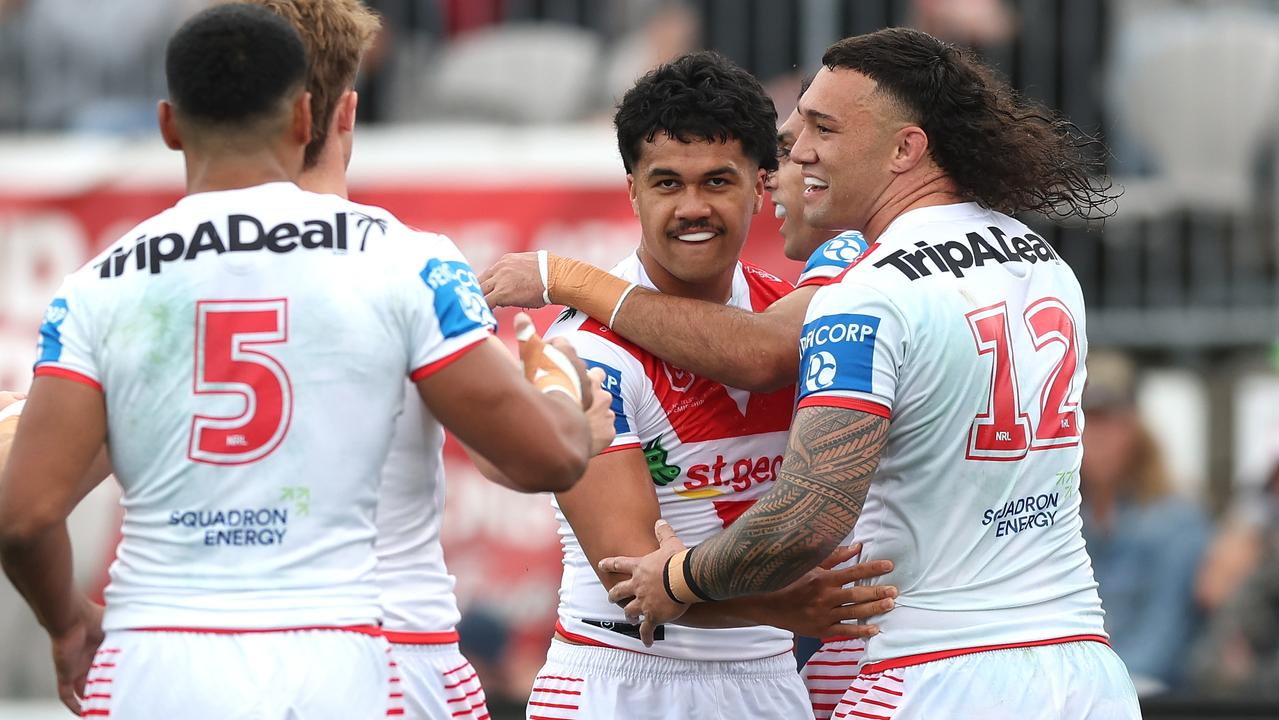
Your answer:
[644,437,681,486]
[36,297,69,364]
[661,361,695,392]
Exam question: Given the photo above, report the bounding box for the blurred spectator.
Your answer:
[1195,464,1277,613]
[1080,351,1211,693]
[1188,464,1279,698]
[910,0,1016,48]
[457,607,526,718]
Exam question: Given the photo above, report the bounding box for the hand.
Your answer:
[583,367,617,455]
[601,520,690,646]
[0,390,26,412]
[514,312,592,409]
[761,543,896,638]
[480,252,548,309]
[49,597,105,716]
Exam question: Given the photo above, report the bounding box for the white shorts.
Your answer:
[81,628,394,719]
[389,641,488,720]
[526,640,810,720]
[802,639,866,720]
[832,640,1140,720]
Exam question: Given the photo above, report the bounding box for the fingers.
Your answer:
[515,313,583,401]
[56,679,81,717]
[640,618,657,647]
[820,622,880,640]
[819,543,861,570]
[653,520,684,551]
[606,575,638,605]
[621,598,643,623]
[479,253,547,309]
[600,555,639,581]
[514,312,543,379]
[0,391,26,413]
[831,592,897,622]
[829,558,894,586]
[548,337,592,410]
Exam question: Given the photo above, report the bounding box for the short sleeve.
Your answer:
[795,281,908,418]
[32,278,103,392]
[797,231,871,288]
[545,319,643,453]
[404,236,497,381]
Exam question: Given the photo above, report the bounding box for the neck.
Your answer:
[636,247,735,304]
[861,171,966,243]
[184,147,295,196]
[297,140,350,199]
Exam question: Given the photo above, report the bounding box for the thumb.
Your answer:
[654,519,683,550]
[514,312,545,383]
[586,366,606,388]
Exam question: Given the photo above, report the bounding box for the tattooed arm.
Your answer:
[688,406,890,599]
[602,406,890,638]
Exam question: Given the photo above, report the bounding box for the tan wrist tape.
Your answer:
[546,255,636,327]
[663,548,708,605]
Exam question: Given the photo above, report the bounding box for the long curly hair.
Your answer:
[822,28,1116,221]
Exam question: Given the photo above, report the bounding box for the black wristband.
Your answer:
[661,555,686,605]
[682,546,714,602]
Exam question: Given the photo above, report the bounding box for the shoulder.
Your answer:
[547,309,647,366]
[739,261,794,309]
[797,231,871,288]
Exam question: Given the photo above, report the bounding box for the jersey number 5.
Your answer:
[189,299,293,465]
[965,298,1080,461]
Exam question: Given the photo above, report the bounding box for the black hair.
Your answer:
[823,28,1116,221]
[165,3,308,126]
[615,51,778,174]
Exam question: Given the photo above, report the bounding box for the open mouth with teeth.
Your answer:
[673,230,717,243]
[804,176,829,198]
[773,202,788,219]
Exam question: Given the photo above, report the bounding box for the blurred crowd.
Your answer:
[3,0,1279,711]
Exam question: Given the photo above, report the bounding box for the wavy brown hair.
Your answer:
[822,28,1116,221]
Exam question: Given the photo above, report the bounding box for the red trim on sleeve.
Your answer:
[859,634,1110,674]
[132,624,384,637]
[797,275,840,289]
[34,366,103,392]
[410,336,489,382]
[597,442,641,455]
[797,396,891,418]
[384,630,460,645]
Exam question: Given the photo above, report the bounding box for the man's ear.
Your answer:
[752,168,766,214]
[336,90,358,134]
[157,100,182,151]
[292,91,313,147]
[627,174,640,216]
[890,125,929,174]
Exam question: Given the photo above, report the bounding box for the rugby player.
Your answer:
[523,52,893,720]
[603,28,1140,719]
[0,6,595,718]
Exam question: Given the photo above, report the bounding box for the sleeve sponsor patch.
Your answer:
[584,358,632,435]
[35,297,69,366]
[798,231,870,285]
[798,313,880,398]
[418,258,497,339]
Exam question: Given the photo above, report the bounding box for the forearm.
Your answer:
[549,259,800,391]
[0,523,79,635]
[684,408,889,601]
[674,594,779,629]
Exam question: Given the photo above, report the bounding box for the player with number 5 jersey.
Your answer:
[0,7,593,719]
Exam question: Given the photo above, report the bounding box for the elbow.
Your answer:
[0,511,54,556]
[510,436,590,494]
[739,356,797,394]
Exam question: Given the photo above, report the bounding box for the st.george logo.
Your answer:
[805,351,838,392]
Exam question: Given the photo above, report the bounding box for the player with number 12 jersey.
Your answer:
[798,202,1134,715]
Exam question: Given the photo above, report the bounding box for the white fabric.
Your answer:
[33,182,495,631]
[831,640,1139,719]
[543,255,796,661]
[389,642,488,720]
[82,628,393,719]
[375,382,464,636]
[803,639,866,720]
[527,641,809,720]
[799,202,1106,666]
[0,399,23,422]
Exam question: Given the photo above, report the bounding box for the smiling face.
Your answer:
[790,66,904,232]
[767,109,842,261]
[627,133,765,302]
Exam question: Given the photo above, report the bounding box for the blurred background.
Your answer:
[2,0,1279,718]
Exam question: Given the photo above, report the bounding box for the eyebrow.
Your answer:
[800,106,839,124]
[646,165,741,180]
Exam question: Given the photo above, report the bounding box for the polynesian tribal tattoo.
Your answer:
[688,406,890,600]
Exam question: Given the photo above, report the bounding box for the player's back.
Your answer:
[799,202,1105,668]
[36,182,492,631]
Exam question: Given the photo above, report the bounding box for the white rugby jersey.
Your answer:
[796,230,870,288]
[545,254,796,661]
[797,202,1106,669]
[374,380,463,639]
[33,182,495,632]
